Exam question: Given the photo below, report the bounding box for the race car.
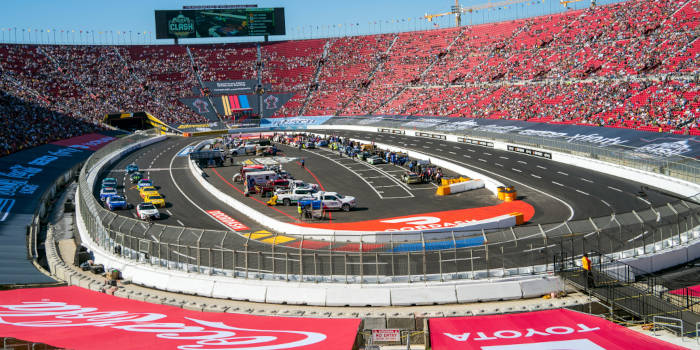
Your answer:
[136,202,160,220]
[101,177,117,188]
[99,187,118,201]
[139,186,159,199]
[125,163,139,173]
[137,179,153,190]
[367,155,385,165]
[105,195,128,210]
[315,140,328,147]
[402,172,423,184]
[144,194,165,208]
[130,171,143,183]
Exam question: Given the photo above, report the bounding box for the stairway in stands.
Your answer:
[556,252,700,336]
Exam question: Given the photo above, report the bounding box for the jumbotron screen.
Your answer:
[155,8,285,39]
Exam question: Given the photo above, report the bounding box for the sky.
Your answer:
[0,0,619,45]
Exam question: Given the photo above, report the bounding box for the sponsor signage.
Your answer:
[372,329,401,342]
[458,137,494,148]
[202,80,265,95]
[206,209,249,231]
[507,145,552,159]
[415,131,447,140]
[0,133,115,284]
[297,201,534,232]
[261,116,333,129]
[0,286,361,350]
[429,309,686,349]
[155,8,285,39]
[324,116,700,159]
[378,128,405,135]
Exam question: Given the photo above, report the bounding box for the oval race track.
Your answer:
[95,129,681,277]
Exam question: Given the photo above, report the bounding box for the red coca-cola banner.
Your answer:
[429,309,685,349]
[0,286,360,350]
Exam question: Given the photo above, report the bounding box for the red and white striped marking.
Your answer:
[206,210,249,231]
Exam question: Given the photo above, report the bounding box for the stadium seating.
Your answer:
[0,0,698,155]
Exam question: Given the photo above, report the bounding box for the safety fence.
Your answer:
[77,132,700,283]
[326,116,700,184]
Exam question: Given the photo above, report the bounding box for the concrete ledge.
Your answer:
[211,281,267,303]
[456,280,522,303]
[265,285,327,306]
[166,274,214,297]
[326,287,391,307]
[520,276,564,298]
[390,285,457,306]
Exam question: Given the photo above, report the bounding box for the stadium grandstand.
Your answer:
[0,0,699,349]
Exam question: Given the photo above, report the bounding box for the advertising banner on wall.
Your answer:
[0,286,360,350]
[429,309,686,349]
[323,116,700,160]
[261,116,333,129]
[0,133,116,285]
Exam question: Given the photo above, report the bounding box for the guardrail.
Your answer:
[326,116,700,185]
[76,131,700,283]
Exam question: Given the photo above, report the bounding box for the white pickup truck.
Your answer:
[313,191,357,212]
[230,143,257,156]
[275,187,316,206]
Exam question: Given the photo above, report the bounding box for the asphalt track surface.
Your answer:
[204,143,504,224]
[95,131,680,276]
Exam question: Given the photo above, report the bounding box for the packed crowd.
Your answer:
[0,75,103,155]
[1,0,699,156]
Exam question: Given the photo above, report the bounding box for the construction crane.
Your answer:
[560,0,593,8]
[425,0,537,27]
[425,0,596,26]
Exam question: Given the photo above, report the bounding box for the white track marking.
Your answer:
[531,174,541,179]
[517,160,527,164]
[580,177,594,183]
[557,171,568,176]
[305,148,413,199]
[449,151,456,154]
[479,158,487,162]
[499,156,509,160]
[575,189,589,196]
[537,165,547,170]
[168,140,241,233]
[551,181,564,187]
[512,168,522,173]
[607,186,623,192]
[483,152,492,155]
[495,163,503,167]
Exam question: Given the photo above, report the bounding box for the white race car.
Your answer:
[136,202,160,220]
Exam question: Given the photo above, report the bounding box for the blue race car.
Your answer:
[137,179,153,190]
[126,163,139,173]
[105,195,128,210]
[101,177,117,188]
[99,187,118,201]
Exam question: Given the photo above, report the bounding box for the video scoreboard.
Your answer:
[155,7,285,39]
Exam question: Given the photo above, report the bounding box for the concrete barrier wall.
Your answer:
[76,190,567,305]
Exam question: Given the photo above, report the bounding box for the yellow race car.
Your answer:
[139,186,159,199]
[144,193,165,208]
